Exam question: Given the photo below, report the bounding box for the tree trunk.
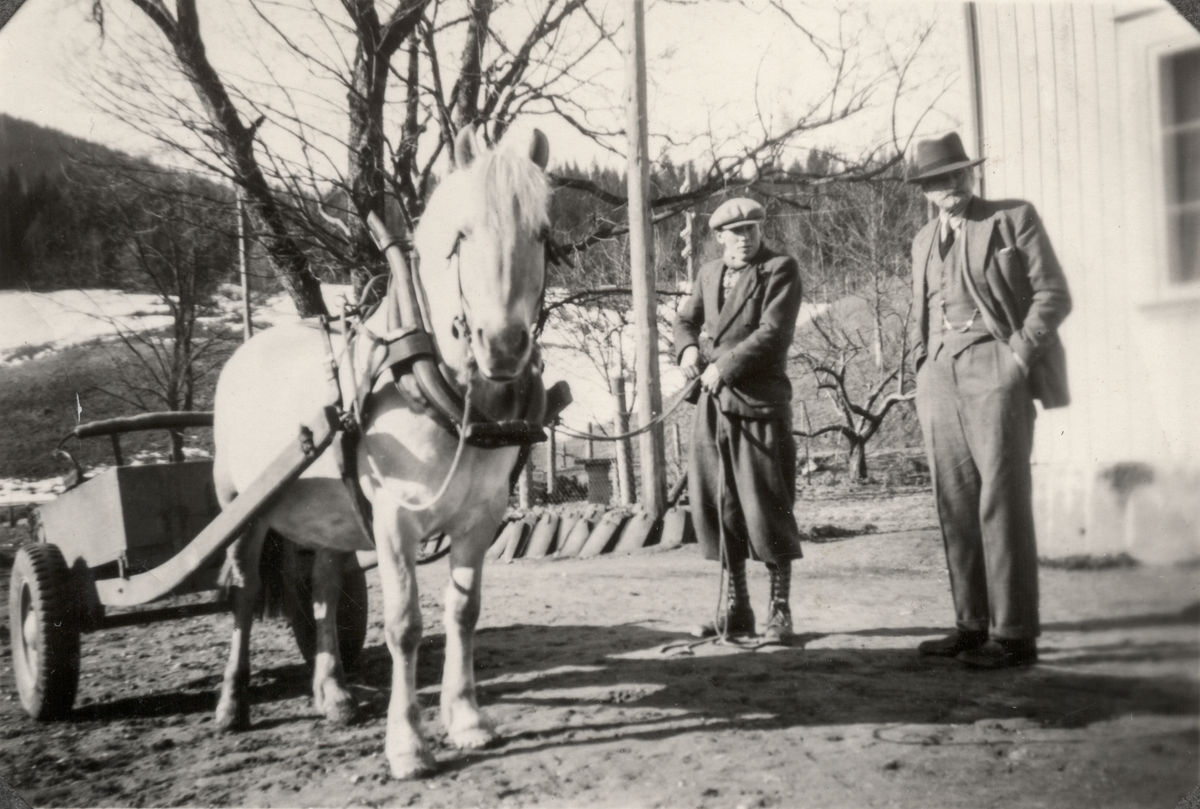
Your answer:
[849,440,868,481]
[453,0,494,134]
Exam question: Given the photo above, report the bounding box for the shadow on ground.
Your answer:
[57,606,1199,730]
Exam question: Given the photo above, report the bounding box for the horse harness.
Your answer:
[316,234,570,546]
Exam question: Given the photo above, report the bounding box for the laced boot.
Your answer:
[694,554,755,638]
[764,561,794,643]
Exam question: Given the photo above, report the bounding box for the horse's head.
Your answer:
[414,125,551,383]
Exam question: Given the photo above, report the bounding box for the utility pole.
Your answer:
[625,0,666,516]
[236,191,253,343]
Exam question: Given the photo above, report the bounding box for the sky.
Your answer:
[0,0,969,175]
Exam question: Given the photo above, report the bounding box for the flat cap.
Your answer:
[709,198,765,231]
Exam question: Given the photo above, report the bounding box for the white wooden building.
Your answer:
[956,0,1200,562]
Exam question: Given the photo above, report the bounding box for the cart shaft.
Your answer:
[93,407,342,607]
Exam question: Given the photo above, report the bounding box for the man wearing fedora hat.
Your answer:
[673,197,804,642]
[907,132,1072,668]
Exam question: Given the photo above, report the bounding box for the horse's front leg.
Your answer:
[375,502,435,779]
[311,548,356,724]
[215,521,269,731]
[441,528,497,749]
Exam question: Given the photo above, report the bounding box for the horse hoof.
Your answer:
[388,751,437,780]
[449,723,499,750]
[320,695,357,726]
[214,698,249,732]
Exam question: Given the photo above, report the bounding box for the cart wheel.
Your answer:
[8,543,81,721]
[289,565,369,674]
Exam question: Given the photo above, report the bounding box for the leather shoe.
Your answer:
[957,638,1038,669]
[694,602,756,638]
[763,603,793,643]
[917,630,988,657]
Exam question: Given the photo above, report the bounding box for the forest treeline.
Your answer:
[1,113,929,473]
[2,113,924,304]
[0,114,240,292]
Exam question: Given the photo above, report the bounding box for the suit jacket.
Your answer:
[673,245,803,419]
[912,197,1073,408]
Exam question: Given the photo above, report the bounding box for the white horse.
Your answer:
[211,125,551,778]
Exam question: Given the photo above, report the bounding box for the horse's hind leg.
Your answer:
[441,534,497,749]
[311,548,357,724]
[214,463,248,590]
[375,503,436,778]
[215,520,269,731]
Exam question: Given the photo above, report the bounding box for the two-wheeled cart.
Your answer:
[8,407,369,720]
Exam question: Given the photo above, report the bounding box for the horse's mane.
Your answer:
[416,143,550,259]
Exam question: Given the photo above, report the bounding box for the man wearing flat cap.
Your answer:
[673,197,804,642]
[907,132,1072,668]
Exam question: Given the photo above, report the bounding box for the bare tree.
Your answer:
[80,0,944,313]
[789,159,925,480]
[84,165,238,460]
[85,0,628,311]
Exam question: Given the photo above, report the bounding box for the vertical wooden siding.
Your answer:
[974,2,1168,464]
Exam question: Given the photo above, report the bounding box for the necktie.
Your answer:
[720,265,744,309]
[939,222,956,260]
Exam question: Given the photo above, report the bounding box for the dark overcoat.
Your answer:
[673,244,804,564]
[673,245,803,418]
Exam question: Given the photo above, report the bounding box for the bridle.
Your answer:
[439,224,554,379]
[320,213,566,521]
[356,212,558,449]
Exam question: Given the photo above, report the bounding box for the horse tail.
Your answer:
[216,522,290,622]
[255,529,292,621]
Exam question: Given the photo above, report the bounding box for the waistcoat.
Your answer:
[926,230,992,360]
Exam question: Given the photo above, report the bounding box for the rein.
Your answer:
[554,377,700,442]
[394,376,475,513]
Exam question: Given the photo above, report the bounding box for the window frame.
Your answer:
[1133,13,1200,306]
[1158,45,1200,290]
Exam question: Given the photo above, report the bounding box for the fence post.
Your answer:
[611,377,635,505]
[802,401,813,484]
[518,454,534,509]
[545,425,557,499]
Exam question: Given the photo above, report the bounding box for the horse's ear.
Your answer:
[455,125,481,169]
[528,128,550,169]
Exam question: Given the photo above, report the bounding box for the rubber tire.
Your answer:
[289,563,369,674]
[8,543,81,721]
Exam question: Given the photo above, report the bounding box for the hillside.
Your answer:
[0,113,243,291]
[0,113,133,183]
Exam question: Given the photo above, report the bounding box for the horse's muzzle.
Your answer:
[475,322,532,381]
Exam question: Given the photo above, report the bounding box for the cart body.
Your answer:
[38,461,222,597]
[9,407,369,721]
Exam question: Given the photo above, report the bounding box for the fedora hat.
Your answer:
[907,132,985,184]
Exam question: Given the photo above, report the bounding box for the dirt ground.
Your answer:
[1,489,1197,809]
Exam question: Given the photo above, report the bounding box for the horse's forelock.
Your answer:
[479,148,550,238]
[414,144,550,272]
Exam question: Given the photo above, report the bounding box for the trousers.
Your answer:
[915,340,1040,639]
[689,393,803,565]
